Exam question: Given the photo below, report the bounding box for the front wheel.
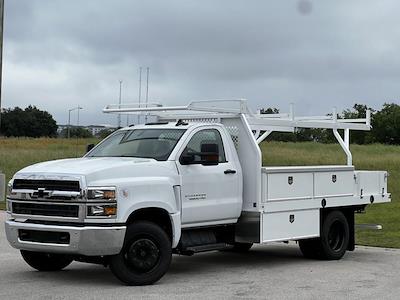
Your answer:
[109,221,172,286]
[20,250,73,271]
[299,210,349,260]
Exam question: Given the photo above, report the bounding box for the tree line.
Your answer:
[0,103,399,144]
[0,106,114,138]
[0,106,58,137]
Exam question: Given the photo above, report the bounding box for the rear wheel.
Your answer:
[299,210,349,260]
[109,221,172,286]
[20,250,73,271]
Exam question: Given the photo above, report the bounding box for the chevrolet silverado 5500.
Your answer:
[5,100,390,285]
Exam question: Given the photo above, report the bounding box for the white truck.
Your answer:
[5,100,390,285]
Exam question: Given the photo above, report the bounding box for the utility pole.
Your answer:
[68,106,82,138]
[117,80,122,128]
[68,110,71,138]
[0,0,5,134]
[137,66,142,125]
[145,67,149,123]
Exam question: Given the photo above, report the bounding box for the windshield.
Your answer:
[87,128,186,161]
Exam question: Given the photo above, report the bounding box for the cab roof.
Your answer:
[118,121,217,131]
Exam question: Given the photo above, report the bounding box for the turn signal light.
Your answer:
[104,206,117,215]
[87,205,117,217]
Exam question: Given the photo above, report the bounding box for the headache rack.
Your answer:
[104,99,371,167]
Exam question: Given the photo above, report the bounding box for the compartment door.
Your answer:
[262,209,320,242]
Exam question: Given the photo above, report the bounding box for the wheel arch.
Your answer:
[126,207,181,248]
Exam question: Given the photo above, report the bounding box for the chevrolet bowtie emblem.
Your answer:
[33,188,51,198]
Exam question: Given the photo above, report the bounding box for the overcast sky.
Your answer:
[3,0,400,126]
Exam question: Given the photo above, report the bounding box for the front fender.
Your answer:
[116,178,179,219]
[120,178,181,248]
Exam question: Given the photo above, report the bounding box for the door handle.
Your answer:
[224,169,236,174]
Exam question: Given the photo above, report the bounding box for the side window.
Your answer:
[183,129,226,163]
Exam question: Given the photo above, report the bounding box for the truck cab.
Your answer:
[5,100,391,285]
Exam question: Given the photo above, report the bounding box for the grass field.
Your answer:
[0,138,399,248]
[0,137,98,206]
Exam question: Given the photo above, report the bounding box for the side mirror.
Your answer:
[180,153,195,165]
[86,144,95,153]
[200,143,219,165]
[180,143,220,165]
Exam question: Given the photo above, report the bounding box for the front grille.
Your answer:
[13,179,80,192]
[12,202,79,218]
[19,229,70,244]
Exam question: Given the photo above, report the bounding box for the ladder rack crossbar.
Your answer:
[104,99,371,132]
[103,99,371,166]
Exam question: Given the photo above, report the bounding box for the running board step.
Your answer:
[177,243,231,256]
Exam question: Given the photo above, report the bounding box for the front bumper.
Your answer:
[5,220,126,256]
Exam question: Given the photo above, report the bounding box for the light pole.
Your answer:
[145,67,149,123]
[136,66,142,125]
[0,0,5,134]
[117,80,122,128]
[68,106,83,138]
[77,106,82,127]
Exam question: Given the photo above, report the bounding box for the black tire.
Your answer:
[20,250,73,271]
[109,221,172,286]
[299,210,349,260]
[319,210,349,260]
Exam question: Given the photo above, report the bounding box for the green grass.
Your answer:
[0,137,98,209]
[0,138,398,248]
[261,142,400,248]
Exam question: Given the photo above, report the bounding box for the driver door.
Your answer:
[177,128,241,227]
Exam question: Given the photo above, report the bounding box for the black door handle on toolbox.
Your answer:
[224,169,236,174]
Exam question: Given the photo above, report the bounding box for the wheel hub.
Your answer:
[328,220,345,252]
[126,238,160,273]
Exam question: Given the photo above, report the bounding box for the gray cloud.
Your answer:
[3,0,400,126]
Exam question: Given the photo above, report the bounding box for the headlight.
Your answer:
[87,204,117,217]
[87,187,116,200]
[6,180,15,197]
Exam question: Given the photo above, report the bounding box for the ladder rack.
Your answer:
[103,99,371,166]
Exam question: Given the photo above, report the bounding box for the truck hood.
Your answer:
[15,157,179,184]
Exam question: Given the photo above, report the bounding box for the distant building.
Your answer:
[57,124,72,135]
[57,124,117,137]
[86,125,117,136]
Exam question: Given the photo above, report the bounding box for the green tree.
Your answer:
[341,104,374,144]
[0,106,57,137]
[371,103,400,144]
[98,128,116,139]
[60,127,93,138]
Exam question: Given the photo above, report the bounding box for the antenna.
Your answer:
[145,67,149,123]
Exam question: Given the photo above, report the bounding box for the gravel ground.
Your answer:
[1,211,399,300]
